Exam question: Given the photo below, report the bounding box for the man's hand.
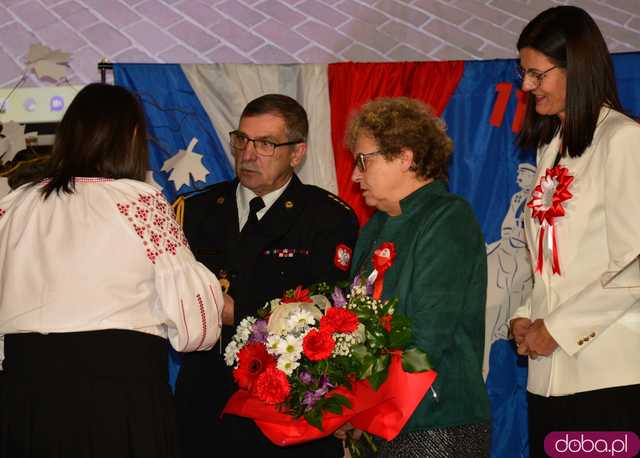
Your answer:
[333,422,362,441]
[523,319,558,357]
[222,293,234,326]
[510,317,532,356]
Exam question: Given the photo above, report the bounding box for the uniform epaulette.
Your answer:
[172,196,185,227]
[327,192,352,212]
[171,183,221,227]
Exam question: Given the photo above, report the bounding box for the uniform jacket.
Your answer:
[175,174,359,457]
[514,108,640,396]
[350,180,490,432]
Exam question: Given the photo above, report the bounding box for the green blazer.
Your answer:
[350,180,490,432]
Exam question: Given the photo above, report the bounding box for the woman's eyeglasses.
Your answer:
[355,151,383,172]
[229,131,303,157]
[517,65,558,88]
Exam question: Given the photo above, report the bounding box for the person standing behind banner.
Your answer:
[174,94,359,457]
[509,6,640,457]
[0,83,232,458]
[334,97,491,457]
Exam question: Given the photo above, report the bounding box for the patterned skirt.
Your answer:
[369,422,491,458]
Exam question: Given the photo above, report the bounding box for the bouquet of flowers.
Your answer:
[222,242,437,454]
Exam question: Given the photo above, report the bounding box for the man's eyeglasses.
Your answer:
[229,131,304,157]
[517,65,558,88]
[355,151,383,172]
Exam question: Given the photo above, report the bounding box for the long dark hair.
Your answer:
[37,83,148,198]
[517,6,623,158]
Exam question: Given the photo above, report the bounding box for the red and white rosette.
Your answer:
[527,165,574,275]
[367,242,397,299]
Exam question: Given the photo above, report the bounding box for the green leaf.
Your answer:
[389,314,412,348]
[366,328,387,348]
[331,393,351,409]
[304,409,323,431]
[367,353,390,390]
[350,343,370,361]
[402,347,432,372]
[323,395,350,415]
[357,354,376,379]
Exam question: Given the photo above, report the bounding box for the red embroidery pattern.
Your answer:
[195,293,207,350]
[74,177,115,183]
[0,209,5,218]
[118,191,187,264]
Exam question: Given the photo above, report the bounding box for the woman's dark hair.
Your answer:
[345,97,452,181]
[517,5,623,158]
[38,83,148,198]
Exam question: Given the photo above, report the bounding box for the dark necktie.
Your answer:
[241,196,265,235]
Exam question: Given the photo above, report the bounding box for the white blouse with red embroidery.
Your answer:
[0,178,223,364]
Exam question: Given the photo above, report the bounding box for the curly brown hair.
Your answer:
[345,97,452,181]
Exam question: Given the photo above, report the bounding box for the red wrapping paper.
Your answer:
[222,353,437,446]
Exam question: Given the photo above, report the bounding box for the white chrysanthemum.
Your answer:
[224,341,239,366]
[236,326,251,342]
[277,358,300,376]
[286,308,316,331]
[234,316,256,342]
[277,334,303,359]
[266,335,283,355]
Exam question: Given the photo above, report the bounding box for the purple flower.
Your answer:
[303,391,322,410]
[250,320,268,343]
[318,375,334,393]
[299,371,314,385]
[331,287,347,308]
[350,274,362,290]
[365,276,374,296]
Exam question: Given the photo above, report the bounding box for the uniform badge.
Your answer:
[285,200,294,209]
[218,269,230,293]
[216,197,225,204]
[334,243,352,271]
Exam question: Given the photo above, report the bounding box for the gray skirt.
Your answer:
[369,422,491,458]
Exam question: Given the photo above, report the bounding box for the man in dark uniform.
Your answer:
[175,94,359,457]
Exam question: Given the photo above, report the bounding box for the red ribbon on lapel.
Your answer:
[528,165,573,275]
[371,242,396,299]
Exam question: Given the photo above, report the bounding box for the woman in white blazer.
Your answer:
[509,6,640,457]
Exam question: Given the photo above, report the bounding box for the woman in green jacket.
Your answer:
[335,97,490,457]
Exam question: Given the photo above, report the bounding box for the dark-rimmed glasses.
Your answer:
[517,65,558,88]
[229,131,304,157]
[355,151,383,172]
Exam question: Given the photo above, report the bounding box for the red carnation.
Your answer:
[233,342,276,391]
[303,329,335,361]
[255,367,291,405]
[380,314,392,333]
[320,307,359,334]
[281,285,313,303]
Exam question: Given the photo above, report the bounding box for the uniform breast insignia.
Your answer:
[216,196,225,205]
[284,200,294,209]
[217,269,230,293]
[334,243,352,271]
[263,248,310,258]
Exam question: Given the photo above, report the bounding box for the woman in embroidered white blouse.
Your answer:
[0,83,232,458]
[509,6,640,457]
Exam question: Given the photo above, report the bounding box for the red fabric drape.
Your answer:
[328,62,465,226]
